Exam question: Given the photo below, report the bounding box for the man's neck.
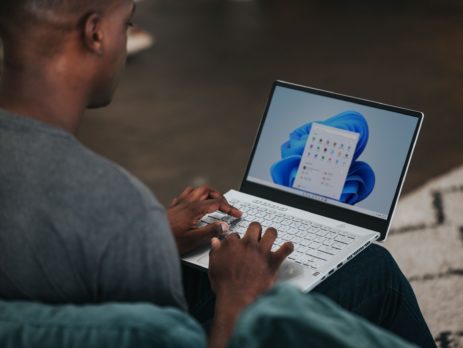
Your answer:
[0,59,87,134]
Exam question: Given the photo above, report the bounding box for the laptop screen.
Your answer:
[246,83,420,221]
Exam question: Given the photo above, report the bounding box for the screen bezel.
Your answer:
[240,80,423,241]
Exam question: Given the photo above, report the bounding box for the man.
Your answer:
[0,1,435,347]
[0,0,241,310]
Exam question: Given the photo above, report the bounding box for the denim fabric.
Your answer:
[313,245,436,348]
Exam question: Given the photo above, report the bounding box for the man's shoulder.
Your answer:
[89,150,164,212]
[0,110,164,215]
[62,139,165,215]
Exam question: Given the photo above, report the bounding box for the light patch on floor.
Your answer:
[384,165,463,347]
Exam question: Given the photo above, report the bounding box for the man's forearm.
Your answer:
[208,293,254,348]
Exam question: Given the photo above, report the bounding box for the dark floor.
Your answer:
[78,0,463,206]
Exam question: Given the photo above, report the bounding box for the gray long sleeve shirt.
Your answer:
[0,109,187,310]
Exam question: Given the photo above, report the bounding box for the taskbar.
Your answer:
[247,176,388,220]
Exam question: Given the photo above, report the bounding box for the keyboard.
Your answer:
[200,199,358,270]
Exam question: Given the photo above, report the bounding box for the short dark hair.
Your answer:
[0,0,110,15]
[0,0,116,42]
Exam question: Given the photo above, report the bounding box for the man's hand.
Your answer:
[209,222,294,305]
[208,223,293,348]
[168,185,223,208]
[167,185,242,255]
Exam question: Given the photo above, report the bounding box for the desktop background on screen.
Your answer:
[247,86,419,219]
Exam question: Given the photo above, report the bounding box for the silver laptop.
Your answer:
[183,81,423,293]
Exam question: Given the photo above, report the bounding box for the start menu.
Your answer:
[293,122,360,200]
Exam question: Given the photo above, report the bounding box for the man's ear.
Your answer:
[83,12,104,55]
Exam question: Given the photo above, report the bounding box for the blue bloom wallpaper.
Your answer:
[247,86,418,217]
[270,111,375,205]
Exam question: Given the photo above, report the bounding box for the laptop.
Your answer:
[183,80,423,292]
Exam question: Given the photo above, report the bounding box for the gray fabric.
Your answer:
[0,109,187,310]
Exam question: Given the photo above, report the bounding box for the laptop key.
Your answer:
[318,245,337,255]
[327,232,337,240]
[331,241,346,250]
[323,239,332,246]
[281,219,291,226]
[300,239,310,247]
[311,260,320,269]
[336,235,356,244]
[210,199,356,270]
[345,233,357,240]
[306,250,328,262]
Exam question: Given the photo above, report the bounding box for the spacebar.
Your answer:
[305,250,329,261]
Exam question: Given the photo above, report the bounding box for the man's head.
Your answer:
[0,0,135,108]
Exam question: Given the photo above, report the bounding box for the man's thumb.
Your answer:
[197,222,229,240]
[211,237,221,252]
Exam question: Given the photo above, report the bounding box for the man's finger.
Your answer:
[211,196,242,218]
[178,186,194,199]
[271,242,294,270]
[211,237,221,252]
[209,191,223,199]
[169,197,178,208]
[259,227,278,252]
[218,198,242,218]
[172,186,195,205]
[185,223,228,252]
[192,198,227,216]
[226,232,241,240]
[192,198,242,219]
[196,222,229,241]
[243,222,262,243]
[200,186,224,202]
[189,185,218,201]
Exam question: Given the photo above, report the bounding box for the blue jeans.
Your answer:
[182,244,436,348]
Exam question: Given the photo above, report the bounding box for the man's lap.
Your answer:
[183,244,395,319]
[182,244,435,347]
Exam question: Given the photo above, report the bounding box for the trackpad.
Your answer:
[195,258,306,278]
[197,253,210,267]
[277,260,305,281]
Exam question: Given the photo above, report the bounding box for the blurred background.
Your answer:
[0,0,459,345]
[78,0,463,206]
[78,3,463,342]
